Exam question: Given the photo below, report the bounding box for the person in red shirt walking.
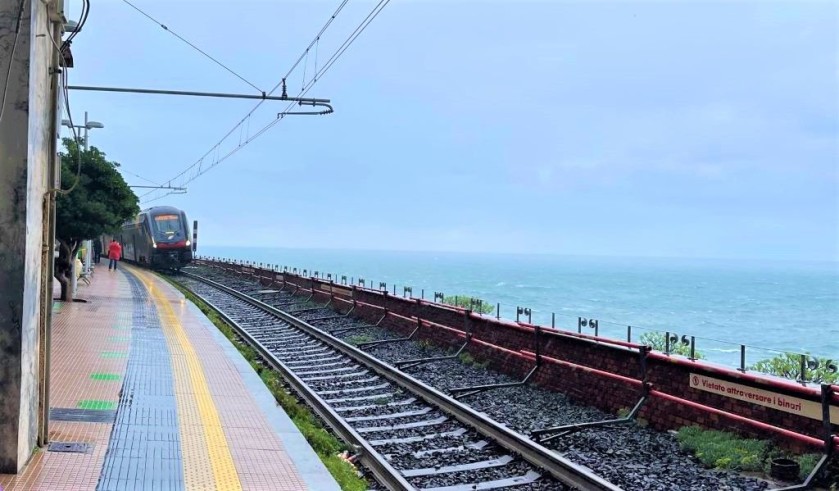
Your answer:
[108,239,123,271]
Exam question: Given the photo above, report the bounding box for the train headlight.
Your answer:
[152,243,157,249]
[185,240,191,246]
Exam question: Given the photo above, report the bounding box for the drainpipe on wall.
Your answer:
[38,3,66,446]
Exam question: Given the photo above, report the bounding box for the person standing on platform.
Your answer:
[108,239,122,271]
[93,239,102,264]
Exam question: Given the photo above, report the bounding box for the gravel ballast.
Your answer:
[183,265,780,491]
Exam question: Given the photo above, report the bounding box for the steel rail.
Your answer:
[179,274,414,490]
[180,271,622,491]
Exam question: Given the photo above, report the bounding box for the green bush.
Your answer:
[749,353,839,384]
[443,295,494,314]
[640,332,704,359]
[676,426,766,472]
[797,453,822,481]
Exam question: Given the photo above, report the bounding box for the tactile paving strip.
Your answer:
[96,273,185,491]
[137,270,242,491]
[2,268,334,490]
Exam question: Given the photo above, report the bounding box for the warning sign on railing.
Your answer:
[690,373,839,424]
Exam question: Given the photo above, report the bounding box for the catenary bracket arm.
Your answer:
[68,85,331,105]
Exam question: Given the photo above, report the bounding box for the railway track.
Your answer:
[174,268,621,491]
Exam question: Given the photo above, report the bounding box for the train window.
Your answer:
[153,214,182,235]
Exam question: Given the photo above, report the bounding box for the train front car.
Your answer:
[147,206,193,270]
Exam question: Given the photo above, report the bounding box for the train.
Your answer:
[115,205,195,270]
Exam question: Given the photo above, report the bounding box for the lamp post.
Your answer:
[62,111,103,152]
[61,112,104,289]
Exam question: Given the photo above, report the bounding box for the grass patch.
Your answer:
[458,352,475,365]
[457,351,489,369]
[347,334,373,346]
[259,370,343,455]
[677,426,836,484]
[677,426,766,471]
[159,273,368,490]
[323,456,368,491]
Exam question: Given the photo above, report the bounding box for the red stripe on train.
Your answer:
[156,241,187,249]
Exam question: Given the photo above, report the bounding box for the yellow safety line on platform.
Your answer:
[136,269,242,491]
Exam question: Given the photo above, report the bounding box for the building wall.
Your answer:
[0,0,56,472]
[21,0,54,467]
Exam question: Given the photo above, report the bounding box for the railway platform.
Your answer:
[0,265,340,491]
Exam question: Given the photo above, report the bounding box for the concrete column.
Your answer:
[0,0,60,473]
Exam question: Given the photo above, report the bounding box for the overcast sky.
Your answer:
[66,0,838,261]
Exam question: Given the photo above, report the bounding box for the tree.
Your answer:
[639,331,704,359]
[443,294,495,314]
[54,138,139,301]
[749,353,839,384]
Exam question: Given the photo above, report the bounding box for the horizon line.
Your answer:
[196,244,839,265]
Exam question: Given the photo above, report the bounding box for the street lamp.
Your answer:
[61,111,105,284]
[61,111,104,151]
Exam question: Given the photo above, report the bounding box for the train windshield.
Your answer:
[152,214,183,239]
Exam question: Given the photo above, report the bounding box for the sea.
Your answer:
[199,246,839,370]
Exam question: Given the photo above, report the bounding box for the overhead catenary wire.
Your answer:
[120,0,263,93]
[143,0,390,203]
[121,168,163,187]
[310,0,391,86]
[141,0,392,205]
[146,0,388,201]
[58,65,84,194]
[279,0,350,83]
[47,0,91,195]
[60,0,89,52]
[138,0,355,202]
[314,38,319,82]
[302,49,308,91]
